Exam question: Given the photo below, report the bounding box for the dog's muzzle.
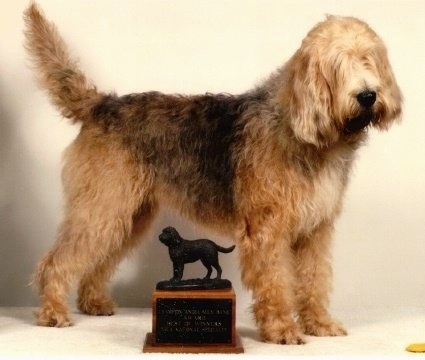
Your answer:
[344,90,376,134]
[344,111,374,134]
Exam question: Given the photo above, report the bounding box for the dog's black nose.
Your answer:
[357,90,376,108]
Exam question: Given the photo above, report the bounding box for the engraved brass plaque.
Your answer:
[155,298,233,344]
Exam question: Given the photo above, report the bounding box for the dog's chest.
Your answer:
[295,157,350,235]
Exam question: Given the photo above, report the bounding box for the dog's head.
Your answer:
[159,226,181,247]
[282,15,402,147]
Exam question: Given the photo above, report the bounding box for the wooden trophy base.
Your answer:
[142,286,244,354]
[143,332,244,354]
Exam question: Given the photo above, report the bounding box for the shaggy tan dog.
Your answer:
[24,3,402,344]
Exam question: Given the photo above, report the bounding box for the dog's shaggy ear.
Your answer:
[283,48,339,148]
[371,46,403,130]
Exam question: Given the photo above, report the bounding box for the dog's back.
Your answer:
[23,3,263,226]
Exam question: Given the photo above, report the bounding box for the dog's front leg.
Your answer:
[237,217,304,345]
[293,222,347,337]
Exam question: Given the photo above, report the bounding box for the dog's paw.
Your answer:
[35,307,74,327]
[77,297,115,316]
[260,324,305,345]
[299,318,347,337]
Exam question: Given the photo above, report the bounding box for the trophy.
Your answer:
[143,227,244,353]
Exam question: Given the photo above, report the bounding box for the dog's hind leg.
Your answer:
[33,129,154,326]
[77,201,157,316]
[293,222,347,337]
[34,211,134,326]
[34,239,75,327]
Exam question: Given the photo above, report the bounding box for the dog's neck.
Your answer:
[282,127,365,177]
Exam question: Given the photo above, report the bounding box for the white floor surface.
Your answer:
[0,307,424,358]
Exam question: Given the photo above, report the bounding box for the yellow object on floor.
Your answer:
[406,343,425,353]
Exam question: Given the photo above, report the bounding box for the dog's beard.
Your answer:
[343,110,374,135]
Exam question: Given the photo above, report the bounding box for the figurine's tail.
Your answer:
[215,244,236,254]
[23,2,102,124]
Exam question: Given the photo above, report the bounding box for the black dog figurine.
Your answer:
[159,226,235,282]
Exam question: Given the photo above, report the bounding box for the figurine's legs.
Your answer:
[237,215,304,344]
[77,202,157,316]
[214,264,222,279]
[293,222,347,336]
[202,262,213,279]
[172,263,184,281]
[201,256,222,280]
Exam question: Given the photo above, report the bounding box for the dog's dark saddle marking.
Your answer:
[91,90,267,219]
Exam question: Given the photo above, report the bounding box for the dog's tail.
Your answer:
[215,244,236,254]
[23,2,102,124]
